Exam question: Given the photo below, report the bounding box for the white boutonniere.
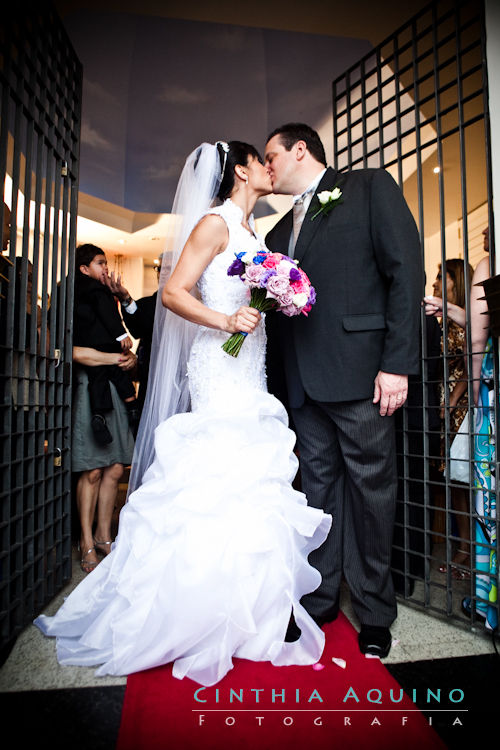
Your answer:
[310,187,343,220]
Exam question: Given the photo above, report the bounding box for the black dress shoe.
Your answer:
[358,625,392,658]
[285,605,340,641]
[284,615,301,642]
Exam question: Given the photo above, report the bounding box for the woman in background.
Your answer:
[72,346,136,572]
[425,258,473,578]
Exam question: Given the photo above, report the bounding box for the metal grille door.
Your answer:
[332,0,498,631]
[0,4,82,656]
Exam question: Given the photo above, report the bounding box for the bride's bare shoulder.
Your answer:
[192,213,229,253]
[198,211,227,230]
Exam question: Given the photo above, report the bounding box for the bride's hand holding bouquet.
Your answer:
[222,250,316,357]
[225,305,262,336]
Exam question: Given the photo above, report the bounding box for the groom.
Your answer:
[264,123,423,657]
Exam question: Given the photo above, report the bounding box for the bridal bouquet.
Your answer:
[222,250,316,357]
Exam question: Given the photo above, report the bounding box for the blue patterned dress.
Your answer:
[464,338,498,630]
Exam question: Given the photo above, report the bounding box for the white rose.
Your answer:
[241,251,254,264]
[292,292,308,308]
[317,190,332,205]
[318,187,342,205]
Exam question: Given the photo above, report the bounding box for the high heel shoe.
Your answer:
[451,549,471,580]
[77,543,99,574]
[94,538,113,555]
[439,549,471,579]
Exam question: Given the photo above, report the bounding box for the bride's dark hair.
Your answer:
[216,141,263,201]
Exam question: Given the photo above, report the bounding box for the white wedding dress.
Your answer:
[35,199,332,687]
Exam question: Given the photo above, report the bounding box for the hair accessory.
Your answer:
[216,141,230,179]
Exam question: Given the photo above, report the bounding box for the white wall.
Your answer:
[486,0,500,275]
[424,203,489,295]
[107,254,144,302]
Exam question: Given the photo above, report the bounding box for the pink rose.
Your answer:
[262,253,281,269]
[291,280,308,293]
[277,260,294,276]
[281,304,299,317]
[244,264,266,287]
[301,303,312,316]
[266,275,291,299]
[277,290,294,306]
[275,270,293,284]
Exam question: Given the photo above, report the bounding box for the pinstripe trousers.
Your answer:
[292,395,398,627]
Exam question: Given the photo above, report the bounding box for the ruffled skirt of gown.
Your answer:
[35,389,332,687]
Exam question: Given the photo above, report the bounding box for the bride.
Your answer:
[34,140,332,687]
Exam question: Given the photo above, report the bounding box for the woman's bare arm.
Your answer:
[162,215,261,335]
[469,256,490,404]
[73,346,136,371]
[423,296,466,328]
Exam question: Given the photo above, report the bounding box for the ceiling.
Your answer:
[51,0,476,262]
[54,0,432,47]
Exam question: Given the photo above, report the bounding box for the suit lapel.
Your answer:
[294,167,339,265]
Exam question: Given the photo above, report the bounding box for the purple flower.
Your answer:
[260,268,277,287]
[289,267,301,282]
[308,286,316,305]
[227,258,245,276]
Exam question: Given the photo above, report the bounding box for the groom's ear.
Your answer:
[295,140,308,161]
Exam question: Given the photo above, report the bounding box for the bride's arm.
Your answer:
[162,214,261,334]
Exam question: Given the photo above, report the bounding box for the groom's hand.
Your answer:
[373,371,408,416]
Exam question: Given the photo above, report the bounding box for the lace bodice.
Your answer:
[187,199,268,411]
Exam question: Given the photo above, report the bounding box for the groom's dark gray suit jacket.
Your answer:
[265,167,423,409]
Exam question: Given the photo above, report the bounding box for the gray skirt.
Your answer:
[72,365,135,473]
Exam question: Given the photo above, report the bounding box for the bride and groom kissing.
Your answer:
[35,123,423,685]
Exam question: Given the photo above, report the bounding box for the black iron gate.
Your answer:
[0,4,82,656]
[332,0,498,632]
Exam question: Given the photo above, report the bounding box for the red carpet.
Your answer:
[117,613,448,750]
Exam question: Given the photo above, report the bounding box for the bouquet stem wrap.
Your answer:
[222,288,277,357]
